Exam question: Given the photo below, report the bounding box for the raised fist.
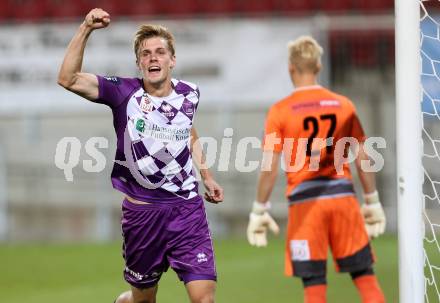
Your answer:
[84,8,110,30]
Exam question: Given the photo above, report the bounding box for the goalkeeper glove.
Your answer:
[247,201,280,247]
[361,190,386,238]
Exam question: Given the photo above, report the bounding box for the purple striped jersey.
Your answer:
[96,76,200,203]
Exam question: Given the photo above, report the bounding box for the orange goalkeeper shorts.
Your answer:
[284,195,374,277]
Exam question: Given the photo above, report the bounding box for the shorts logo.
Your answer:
[197,252,208,263]
[150,271,160,278]
[140,95,154,113]
[124,267,162,281]
[125,267,144,281]
[290,240,311,261]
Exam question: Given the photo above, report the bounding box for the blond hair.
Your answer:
[133,24,175,59]
[287,36,323,74]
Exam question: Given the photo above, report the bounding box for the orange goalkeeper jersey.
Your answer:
[263,85,366,197]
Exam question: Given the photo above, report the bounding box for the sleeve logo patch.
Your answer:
[104,76,120,84]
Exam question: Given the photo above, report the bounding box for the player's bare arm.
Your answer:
[191,128,224,203]
[57,8,110,100]
[247,150,280,247]
[356,142,386,238]
[256,150,281,203]
[355,142,376,194]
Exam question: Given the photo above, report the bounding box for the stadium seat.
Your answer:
[195,0,234,15]
[329,31,350,68]
[234,0,276,14]
[316,0,353,12]
[0,0,12,21]
[423,0,440,12]
[155,0,197,17]
[9,0,50,21]
[275,0,314,13]
[350,33,378,67]
[74,0,120,18]
[46,0,86,20]
[114,0,157,17]
[356,0,394,11]
[330,30,395,68]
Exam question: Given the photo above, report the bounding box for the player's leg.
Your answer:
[350,267,385,303]
[301,276,327,303]
[329,196,385,303]
[185,280,216,303]
[114,285,158,303]
[117,199,172,303]
[285,201,329,303]
[114,290,132,303]
[166,196,218,303]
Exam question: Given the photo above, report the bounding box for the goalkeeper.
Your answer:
[247,36,386,303]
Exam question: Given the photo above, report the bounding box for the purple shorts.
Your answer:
[121,196,217,289]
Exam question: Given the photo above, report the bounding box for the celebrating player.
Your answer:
[58,8,223,303]
[247,36,386,303]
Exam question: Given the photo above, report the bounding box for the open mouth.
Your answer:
[148,66,161,76]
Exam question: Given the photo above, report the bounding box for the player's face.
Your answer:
[137,37,176,85]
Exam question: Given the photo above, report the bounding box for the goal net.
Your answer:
[421,1,440,302]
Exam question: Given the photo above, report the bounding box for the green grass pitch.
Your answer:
[0,235,398,302]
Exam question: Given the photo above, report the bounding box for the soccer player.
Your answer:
[58,8,223,303]
[247,36,386,303]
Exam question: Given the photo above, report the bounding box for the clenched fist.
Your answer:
[84,8,110,30]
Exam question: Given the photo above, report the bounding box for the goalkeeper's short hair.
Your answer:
[287,35,323,74]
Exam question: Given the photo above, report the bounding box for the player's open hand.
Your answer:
[203,178,224,204]
[84,8,110,30]
[361,190,386,239]
[247,201,280,247]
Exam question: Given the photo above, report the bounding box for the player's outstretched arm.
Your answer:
[57,8,110,101]
[355,142,386,238]
[190,128,224,203]
[247,151,280,247]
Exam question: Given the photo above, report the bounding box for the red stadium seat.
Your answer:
[276,0,314,13]
[351,32,378,67]
[9,0,50,21]
[0,0,12,21]
[155,0,197,17]
[46,0,86,20]
[234,0,276,14]
[195,0,234,15]
[356,0,394,11]
[74,0,119,17]
[331,30,395,68]
[317,0,353,12]
[113,0,157,17]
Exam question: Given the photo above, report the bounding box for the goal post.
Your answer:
[395,0,424,302]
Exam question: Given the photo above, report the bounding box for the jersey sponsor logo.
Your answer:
[140,95,154,113]
[103,76,120,84]
[161,104,175,118]
[182,102,194,116]
[291,100,340,112]
[197,252,208,263]
[134,118,190,142]
[320,100,340,107]
[290,240,311,261]
[135,118,145,133]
